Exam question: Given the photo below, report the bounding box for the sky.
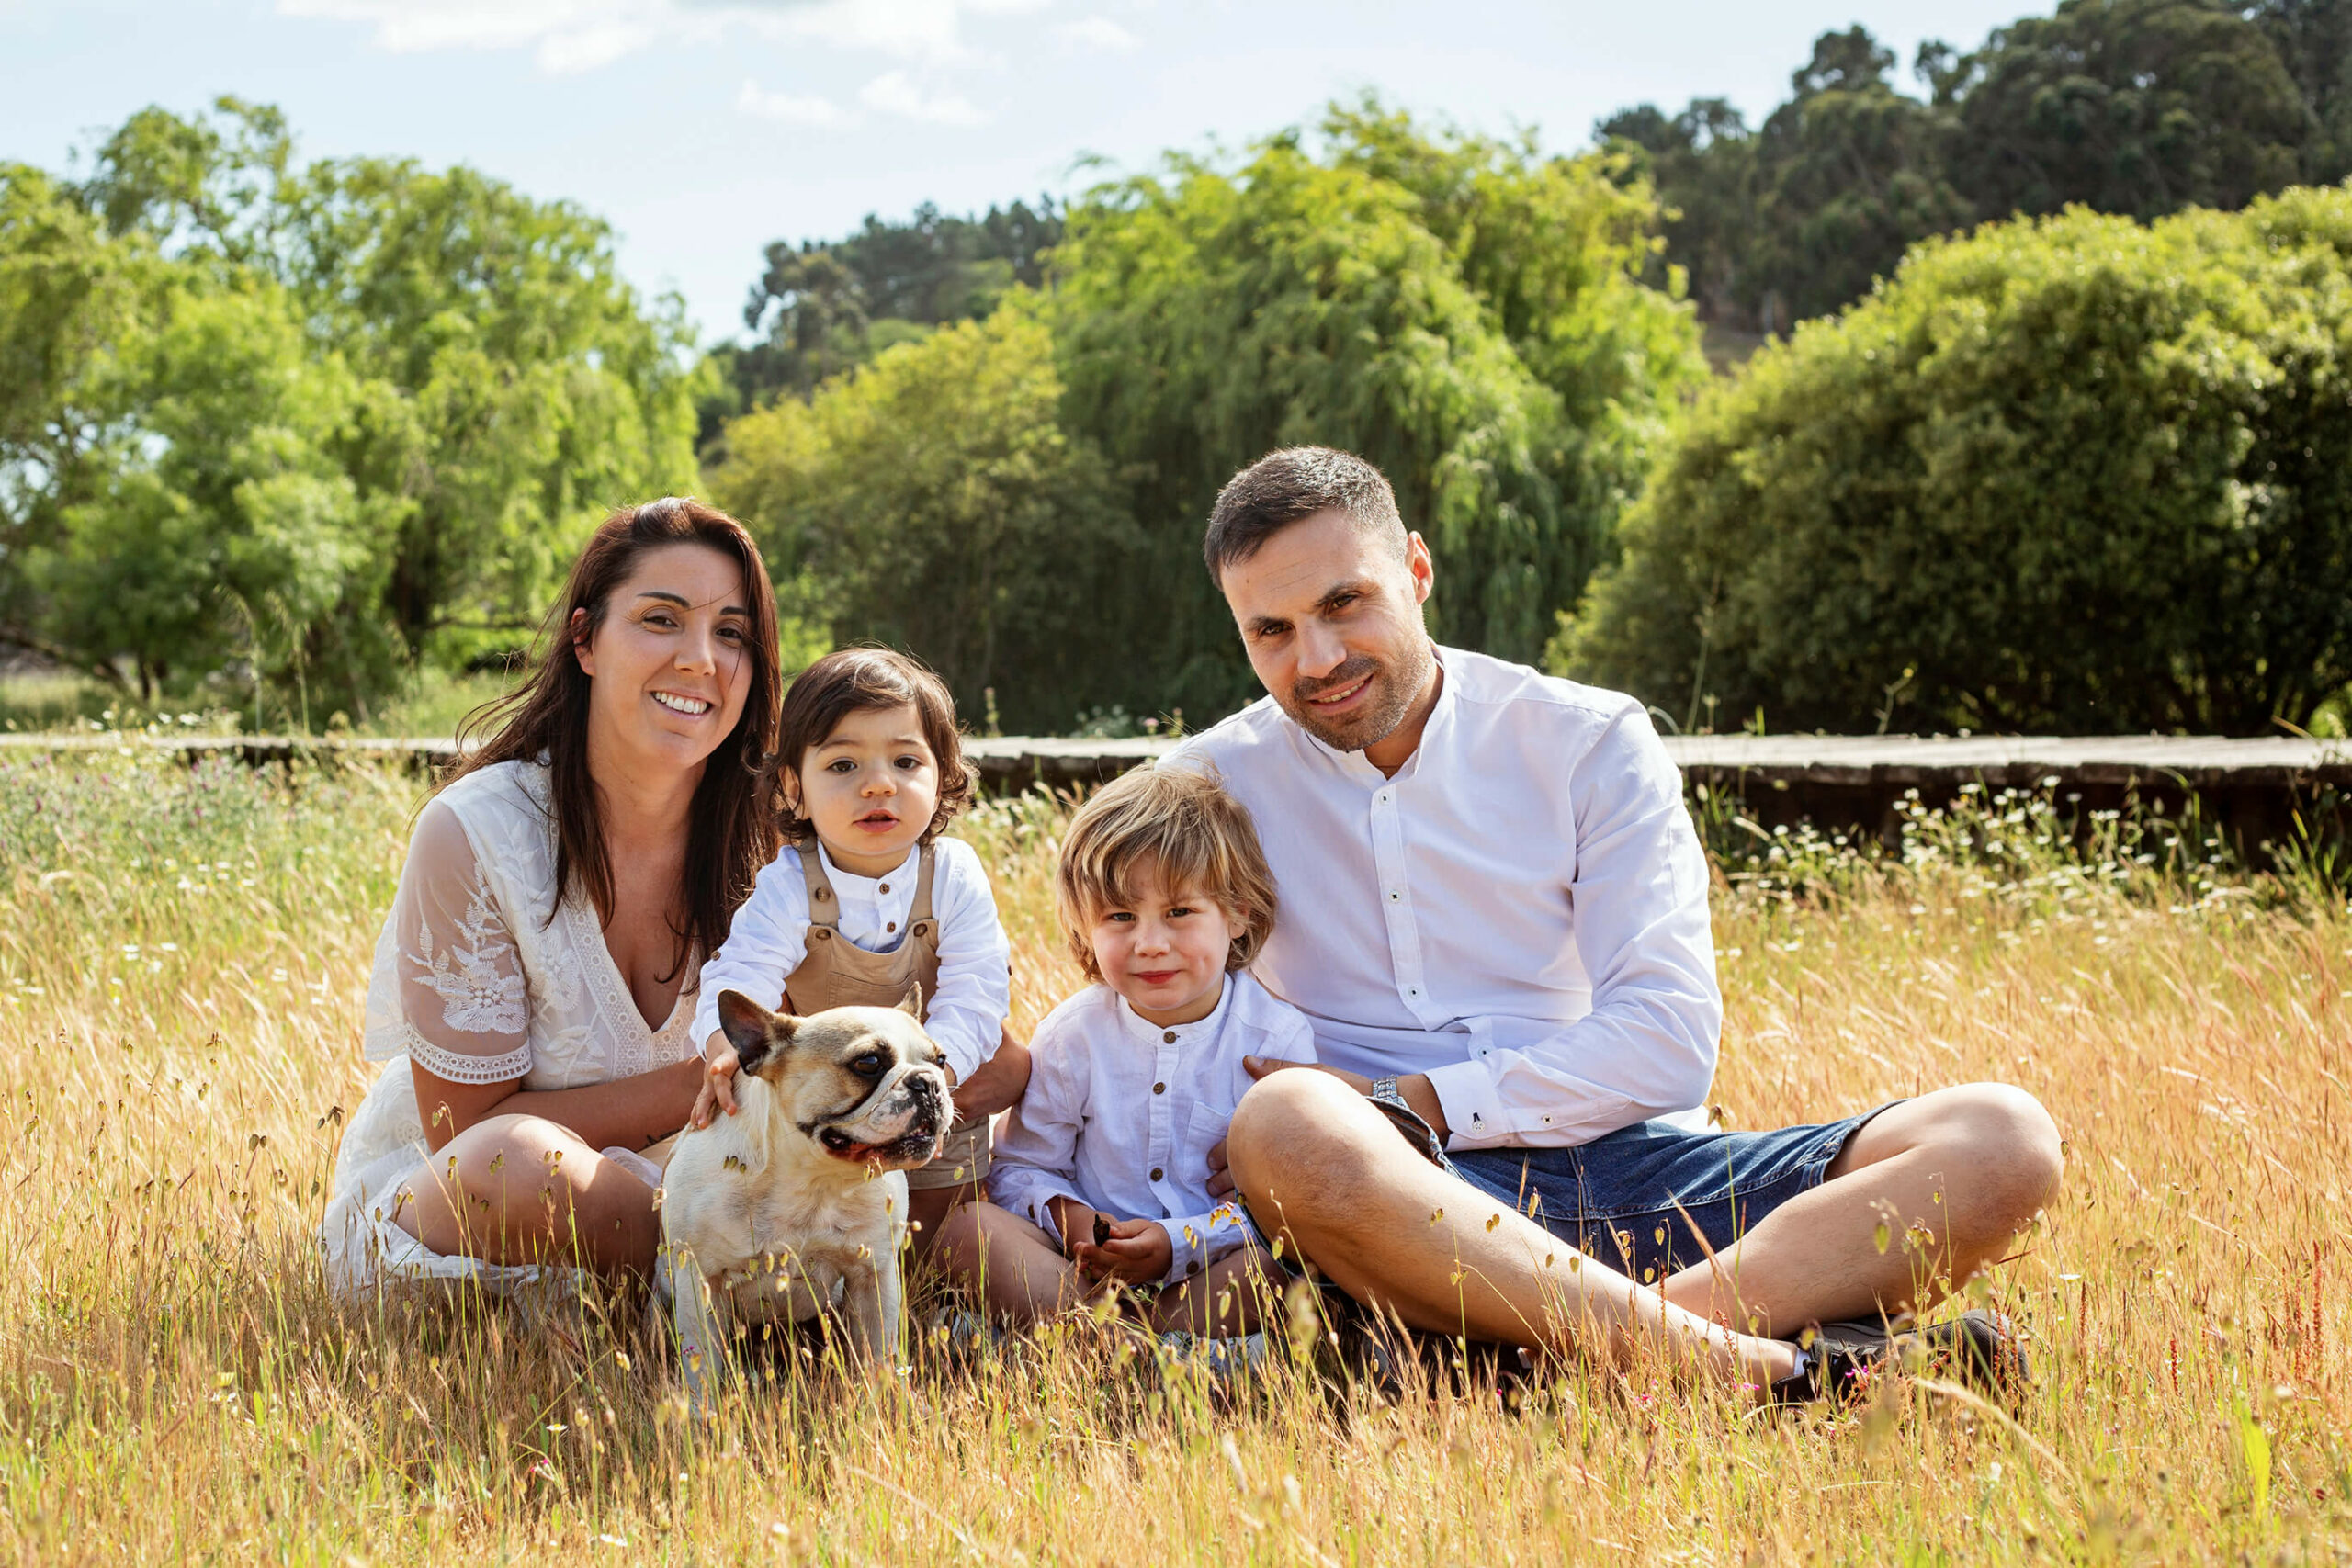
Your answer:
[6,0,2036,348]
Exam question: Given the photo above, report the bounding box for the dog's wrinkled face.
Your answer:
[716,989,950,1170]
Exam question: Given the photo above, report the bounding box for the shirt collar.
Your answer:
[1288,643,1454,786]
[814,840,920,897]
[1113,969,1239,1046]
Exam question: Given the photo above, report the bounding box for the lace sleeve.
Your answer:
[379,797,532,1086]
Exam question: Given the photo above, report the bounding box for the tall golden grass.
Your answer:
[0,747,2345,1563]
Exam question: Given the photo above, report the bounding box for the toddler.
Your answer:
[938,763,1314,1336]
[692,647,1022,1255]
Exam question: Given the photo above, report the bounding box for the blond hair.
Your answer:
[1054,765,1279,984]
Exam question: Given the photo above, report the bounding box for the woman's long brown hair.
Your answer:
[442,498,786,975]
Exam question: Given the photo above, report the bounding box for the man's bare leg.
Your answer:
[1658,1084,2063,1335]
[1225,1072,1800,1388]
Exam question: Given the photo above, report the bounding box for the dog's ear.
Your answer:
[895,984,922,1021]
[718,988,797,1076]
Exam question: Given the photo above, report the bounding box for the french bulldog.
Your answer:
[658,988,950,1403]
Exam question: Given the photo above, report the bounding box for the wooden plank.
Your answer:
[4,731,2346,856]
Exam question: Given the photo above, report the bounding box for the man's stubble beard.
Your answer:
[1281,637,1438,754]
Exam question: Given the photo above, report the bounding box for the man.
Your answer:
[1170,446,2062,1393]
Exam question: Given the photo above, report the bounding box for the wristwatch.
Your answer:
[1368,1076,1401,1106]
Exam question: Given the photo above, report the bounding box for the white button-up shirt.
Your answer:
[1167,647,1719,1152]
[989,972,1317,1283]
[691,838,1011,1082]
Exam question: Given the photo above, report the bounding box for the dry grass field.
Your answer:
[1,741,2346,1564]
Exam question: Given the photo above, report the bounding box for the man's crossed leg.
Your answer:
[1219,1070,2062,1376]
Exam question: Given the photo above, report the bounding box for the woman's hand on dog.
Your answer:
[691,1033,741,1129]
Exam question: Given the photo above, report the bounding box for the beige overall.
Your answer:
[783,842,989,1190]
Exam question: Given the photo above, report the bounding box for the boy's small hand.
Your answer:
[691,1034,741,1129]
[1083,1218,1173,1286]
[1092,1218,1174,1284]
[1049,1197,1104,1263]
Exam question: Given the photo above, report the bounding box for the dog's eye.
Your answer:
[850,1052,884,1077]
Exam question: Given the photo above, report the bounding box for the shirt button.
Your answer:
[1186,1260,1200,1277]
[1387,890,1400,901]
[1162,1030,1177,1043]
[886,921,897,933]
[1150,1167,1164,1181]
[878,883,890,894]
[1153,1082,1166,1095]
[1408,987,1419,998]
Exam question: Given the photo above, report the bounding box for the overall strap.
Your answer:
[909,842,939,935]
[797,843,841,929]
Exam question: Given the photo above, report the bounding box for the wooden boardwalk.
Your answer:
[6,731,2346,850]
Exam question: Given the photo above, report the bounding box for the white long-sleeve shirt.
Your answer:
[1165,647,1720,1152]
[691,837,1010,1082]
[989,972,1317,1284]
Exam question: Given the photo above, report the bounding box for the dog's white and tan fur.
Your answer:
[658,989,949,1402]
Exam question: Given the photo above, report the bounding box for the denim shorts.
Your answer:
[1395,1099,1899,1285]
[1255,1096,1897,1289]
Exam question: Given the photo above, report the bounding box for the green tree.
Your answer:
[707,299,1138,731]
[1568,191,2352,736]
[1747,28,1973,329]
[0,99,697,719]
[1596,98,1758,326]
[1941,0,2311,221]
[712,197,1063,430]
[1051,103,1702,716]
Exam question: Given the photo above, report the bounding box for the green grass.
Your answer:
[1,748,2347,1562]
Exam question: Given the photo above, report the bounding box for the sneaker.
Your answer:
[1768,1308,2026,1404]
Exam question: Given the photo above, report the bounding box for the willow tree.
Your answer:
[1050,101,1704,718]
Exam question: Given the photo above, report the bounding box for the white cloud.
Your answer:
[858,68,987,124]
[277,0,1023,72]
[736,77,845,124]
[1053,15,1136,51]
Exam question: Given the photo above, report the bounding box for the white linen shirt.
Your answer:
[690,837,1010,1082]
[1165,647,1720,1152]
[989,972,1317,1284]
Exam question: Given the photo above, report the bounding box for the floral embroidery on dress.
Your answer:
[409,880,528,1034]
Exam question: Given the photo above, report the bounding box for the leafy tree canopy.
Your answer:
[709,298,1136,732]
[1604,0,2352,334]
[1567,189,2352,736]
[705,197,1061,435]
[0,99,696,717]
[1048,99,1704,717]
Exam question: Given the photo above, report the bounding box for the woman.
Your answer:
[323,498,788,1294]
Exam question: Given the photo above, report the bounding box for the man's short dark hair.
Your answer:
[1203,446,1408,581]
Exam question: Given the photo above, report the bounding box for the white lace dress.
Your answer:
[322,760,701,1298]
